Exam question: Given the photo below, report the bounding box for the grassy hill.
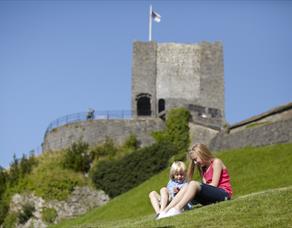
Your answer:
[52,143,292,227]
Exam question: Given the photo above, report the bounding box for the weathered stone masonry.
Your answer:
[43,118,165,151]
[132,41,225,129]
[209,103,292,151]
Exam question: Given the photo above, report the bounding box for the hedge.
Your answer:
[90,142,177,198]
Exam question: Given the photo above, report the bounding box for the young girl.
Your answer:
[149,161,188,216]
[158,144,232,219]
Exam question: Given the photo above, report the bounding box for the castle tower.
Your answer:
[132,41,225,128]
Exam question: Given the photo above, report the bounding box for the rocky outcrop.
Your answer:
[9,186,110,227]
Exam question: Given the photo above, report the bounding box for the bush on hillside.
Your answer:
[152,108,190,154]
[90,142,177,198]
[7,153,38,187]
[63,140,91,173]
[165,108,190,153]
[0,167,7,199]
[0,200,9,225]
[91,135,140,162]
[19,153,38,178]
[25,166,87,201]
[7,154,20,186]
[123,133,139,150]
[117,134,140,158]
[90,137,118,161]
[0,153,38,225]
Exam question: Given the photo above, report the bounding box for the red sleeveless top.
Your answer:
[202,160,233,197]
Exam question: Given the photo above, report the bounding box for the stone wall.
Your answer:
[189,122,219,147]
[43,118,165,152]
[9,187,109,227]
[209,119,292,151]
[156,43,201,103]
[229,105,292,133]
[132,42,158,117]
[199,42,224,116]
[131,41,225,128]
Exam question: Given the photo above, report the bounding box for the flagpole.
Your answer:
[149,5,152,41]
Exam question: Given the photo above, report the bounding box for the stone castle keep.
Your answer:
[132,41,224,129]
[42,41,292,152]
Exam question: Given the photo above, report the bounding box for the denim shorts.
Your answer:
[191,183,230,205]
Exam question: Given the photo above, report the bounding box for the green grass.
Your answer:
[52,143,292,227]
[245,121,272,129]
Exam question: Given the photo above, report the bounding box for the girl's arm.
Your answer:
[209,158,223,187]
[166,180,174,196]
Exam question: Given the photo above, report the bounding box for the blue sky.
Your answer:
[1,0,291,168]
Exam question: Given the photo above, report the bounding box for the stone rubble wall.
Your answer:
[9,186,109,228]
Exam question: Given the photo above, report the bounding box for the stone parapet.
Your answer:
[43,118,165,152]
[209,119,292,152]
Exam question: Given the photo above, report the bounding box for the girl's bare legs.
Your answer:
[174,181,201,211]
[159,187,169,211]
[149,191,161,214]
[163,183,189,212]
[165,181,201,212]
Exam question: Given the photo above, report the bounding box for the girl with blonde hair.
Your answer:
[158,144,232,219]
[149,161,189,217]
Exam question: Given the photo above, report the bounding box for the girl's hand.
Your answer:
[173,187,180,193]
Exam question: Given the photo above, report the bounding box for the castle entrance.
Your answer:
[136,94,151,116]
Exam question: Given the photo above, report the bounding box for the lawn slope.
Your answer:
[52,143,292,227]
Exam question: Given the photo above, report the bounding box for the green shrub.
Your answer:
[152,108,190,154]
[42,207,57,224]
[6,153,38,188]
[165,108,190,153]
[123,134,139,150]
[0,200,9,225]
[90,141,177,198]
[17,202,35,224]
[7,154,20,187]
[0,167,7,199]
[25,167,86,201]
[63,141,91,173]
[2,212,17,228]
[19,153,38,178]
[118,134,140,158]
[90,137,118,161]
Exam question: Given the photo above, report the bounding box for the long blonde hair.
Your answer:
[187,144,214,181]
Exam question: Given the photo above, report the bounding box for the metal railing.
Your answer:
[45,110,133,135]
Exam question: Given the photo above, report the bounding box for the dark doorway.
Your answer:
[136,94,151,116]
[158,99,165,113]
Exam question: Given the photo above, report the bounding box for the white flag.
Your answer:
[152,10,161,23]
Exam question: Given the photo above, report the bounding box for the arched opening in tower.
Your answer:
[158,99,165,113]
[136,94,151,116]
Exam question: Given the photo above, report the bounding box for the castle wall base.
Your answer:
[43,118,165,152]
